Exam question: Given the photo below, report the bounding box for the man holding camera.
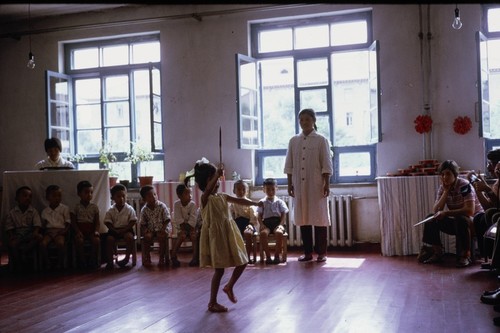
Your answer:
[468,149,500,263]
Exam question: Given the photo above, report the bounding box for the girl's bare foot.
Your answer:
[223,285,237,303]
[208,302,228,313]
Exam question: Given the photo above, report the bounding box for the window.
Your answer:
[47,34,164,185]
[237,10,380,184]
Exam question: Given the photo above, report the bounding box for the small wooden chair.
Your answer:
[255,231,288,263]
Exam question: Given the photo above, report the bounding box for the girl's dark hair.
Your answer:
[298,108,318,131]
[438,160,459,178]
[184,162,217,192]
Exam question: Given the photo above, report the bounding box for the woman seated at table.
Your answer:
[34,137,74,170]
[417,160,484,268]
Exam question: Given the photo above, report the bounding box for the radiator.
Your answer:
[280,194,353,247]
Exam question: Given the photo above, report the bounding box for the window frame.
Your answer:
[46,34,164,186]
[479,5,500,159]
[244,9,379,185]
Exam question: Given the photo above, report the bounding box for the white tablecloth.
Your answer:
[377,176,455,256]
[2,170,111,233]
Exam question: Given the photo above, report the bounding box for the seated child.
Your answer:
[257,178,289,264]
[71,180,101,269]
[171,184,200,267]
[104,184,137,269]
[139,185,171,266]
[230,180,259,264]
[39,184,71,270]
[4,186,42,271]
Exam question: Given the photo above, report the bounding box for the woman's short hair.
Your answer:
[44,137,62,152]
[438,160,459,178]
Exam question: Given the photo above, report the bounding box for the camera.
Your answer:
[470,174,479,184]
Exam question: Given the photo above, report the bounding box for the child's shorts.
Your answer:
[234,217,251,235]
[263,217,282,235]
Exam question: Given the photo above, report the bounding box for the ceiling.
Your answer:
[0,3,133,24]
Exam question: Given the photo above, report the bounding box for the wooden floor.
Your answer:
[1,244,500,333]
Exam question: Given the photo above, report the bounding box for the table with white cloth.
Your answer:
[377,175,455,256]
[1,170,111,233]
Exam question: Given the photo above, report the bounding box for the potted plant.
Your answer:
[125,142,154,187]
[99,142,119,187]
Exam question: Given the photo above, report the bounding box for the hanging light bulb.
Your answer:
[452,4,463,30]
[26,3,35,69]
[27,51,35,69]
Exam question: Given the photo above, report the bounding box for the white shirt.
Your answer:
[34,156,74,170]
[41,203,71,229]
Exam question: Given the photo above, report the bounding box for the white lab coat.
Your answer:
[284,130,333,227]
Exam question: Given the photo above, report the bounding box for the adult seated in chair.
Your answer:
[417,160,484,268]
[467,150,500,264]
[104,184,137,269]
[34,137,74,170]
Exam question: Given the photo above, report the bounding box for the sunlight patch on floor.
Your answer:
[321,257,365,269]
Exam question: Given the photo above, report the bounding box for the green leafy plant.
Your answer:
[125,142,153,165]
[99,142,118,176]
[65,153,86,163]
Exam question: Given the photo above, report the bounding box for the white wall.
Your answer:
[0,4,486,244]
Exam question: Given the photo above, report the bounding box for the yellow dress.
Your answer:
[199,193,249,268]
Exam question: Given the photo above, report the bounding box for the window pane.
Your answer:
[261,58,295,148]
[259,29,293,53]
[331,20,367,46]
[112,162,131,182]
[263,155,286,179]
[154,123,163,150]
[75,79,100,104]
[332,51,370,146]
[139,160,164,182]
[49,77,69,102]
[134,70,152,149]
[104,102,130,127]
[102,45,129,67]
[77,129,101,154]
[297,58,328,87]
[50,103,69,127]
[76,105,101,129]
[132,42,160,64]
[338,152,370,176]
[77,162,100,171]
[73,48,98,69]
[488,8,500,32]
[106,127,130,152]
[300,89,327,112]
[295,24,329,50]
[316,115,330,141]
[104,76,129,101]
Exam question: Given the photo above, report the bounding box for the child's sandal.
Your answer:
[208,302,228,313]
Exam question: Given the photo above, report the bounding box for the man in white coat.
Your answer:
[284,108,333,263]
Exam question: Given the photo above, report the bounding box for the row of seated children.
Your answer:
[229,178,289,265]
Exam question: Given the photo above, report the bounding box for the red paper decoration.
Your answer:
[453,116,472,135]
[414,114,433,134]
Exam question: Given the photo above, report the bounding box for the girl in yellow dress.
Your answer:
[184,160,262,313]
